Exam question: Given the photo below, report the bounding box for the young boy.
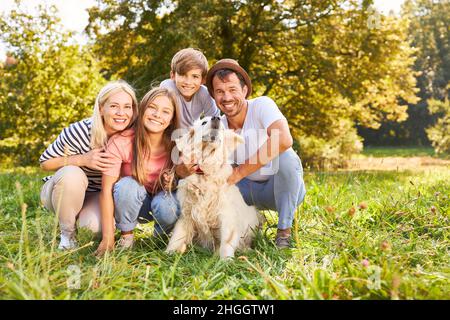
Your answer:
[160,48,220,129]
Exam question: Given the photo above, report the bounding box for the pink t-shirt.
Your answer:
[104,128,168,193]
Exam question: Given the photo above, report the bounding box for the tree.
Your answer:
[0,3,106,165]
[359,0,449,147]
[86,0,419,167]
[426,84,450,155]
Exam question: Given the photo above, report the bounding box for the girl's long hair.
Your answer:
[132,87,180,193]
[90,80,138,149]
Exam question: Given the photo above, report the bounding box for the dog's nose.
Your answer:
[211,117,220,129]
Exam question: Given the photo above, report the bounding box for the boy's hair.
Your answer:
[171,48,208,78]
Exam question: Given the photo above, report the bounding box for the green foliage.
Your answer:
[297,119,363,169]
[86,0,419,168]
[1,166,449,299]
[426,95,450,155]
[0,4,106,165]
[404,0,449,101]
[360,0,450,146]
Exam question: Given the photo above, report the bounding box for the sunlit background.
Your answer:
[0,0,406,60]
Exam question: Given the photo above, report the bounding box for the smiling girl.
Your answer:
[39,81,138,250]
[95,87,181,256]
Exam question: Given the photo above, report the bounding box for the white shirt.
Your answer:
[221,96,289,181]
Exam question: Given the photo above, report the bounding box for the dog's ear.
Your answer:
[224,129,244,154]
[175,128,194,154]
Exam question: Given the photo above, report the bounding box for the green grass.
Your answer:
[0,166,449,300]
[362,146,436,158]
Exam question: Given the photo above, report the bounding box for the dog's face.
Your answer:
[175,116,244,174]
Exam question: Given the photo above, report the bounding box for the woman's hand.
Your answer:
[82,148,118,172]
[94,238,115,257]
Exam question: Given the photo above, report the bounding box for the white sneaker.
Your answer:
[117,234,134,250]
[58,233,78,250]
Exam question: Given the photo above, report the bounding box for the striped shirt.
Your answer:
[39,118,102,192]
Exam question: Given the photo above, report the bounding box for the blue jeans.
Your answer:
[236,149,306,230]
[113,176,181,235]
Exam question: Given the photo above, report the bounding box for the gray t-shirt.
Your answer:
[160,79,220,128]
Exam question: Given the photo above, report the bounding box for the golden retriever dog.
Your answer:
[166,116,263,259]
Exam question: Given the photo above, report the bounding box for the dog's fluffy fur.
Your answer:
[166,117,263,259]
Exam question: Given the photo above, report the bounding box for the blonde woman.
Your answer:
[95,87,181,256]
[39,80,138,250]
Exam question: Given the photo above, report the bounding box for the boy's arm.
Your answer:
[159,79,174,89]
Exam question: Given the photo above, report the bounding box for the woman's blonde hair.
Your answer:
[132,87,180,193]
[90,80,138,149]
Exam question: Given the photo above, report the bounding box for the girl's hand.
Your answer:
[94,238,115,257]
[82,148,118,172]
[162,169,177,191]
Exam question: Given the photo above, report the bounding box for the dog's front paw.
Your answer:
[219,246,235,260]
[166,242,187,255]
[220,254,234,261]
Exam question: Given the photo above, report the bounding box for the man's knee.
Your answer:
[273,150,306,206]
[276,150,302,177]
[298,179,307,205]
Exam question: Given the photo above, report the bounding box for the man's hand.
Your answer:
[82,148,118,172]
[227,166,244,185]
[175,162,200,179]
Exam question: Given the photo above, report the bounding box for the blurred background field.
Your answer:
[361,147,436,158]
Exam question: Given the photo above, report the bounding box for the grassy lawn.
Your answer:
[362,146,436,158]
[0,165,449,300]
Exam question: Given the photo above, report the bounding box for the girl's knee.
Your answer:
[151,193,180,226]
[113,176,140,193]
[113,176,145,205]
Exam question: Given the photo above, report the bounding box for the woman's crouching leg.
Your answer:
[40,165,88,236]
[77,192,102,236]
